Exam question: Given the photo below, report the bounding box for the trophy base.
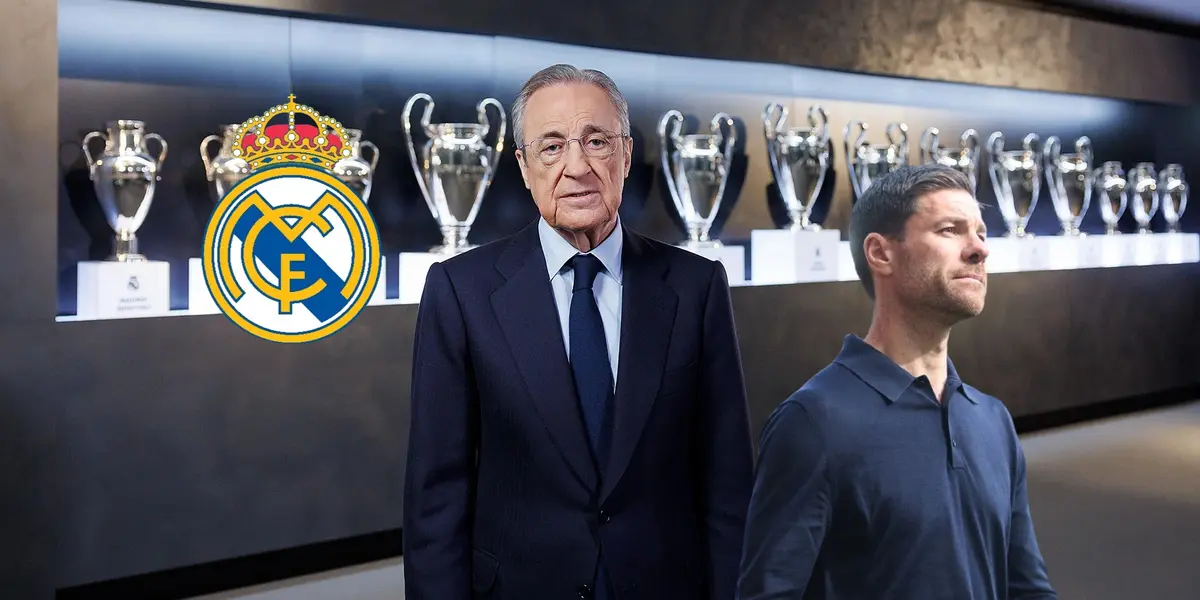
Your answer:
[398,252,449,304]
[77,260,170,320]
[681,239,724,250]
[750,229,841,284]
[429,244,477,256]
[109,253,148,263]
[677,243,746,285]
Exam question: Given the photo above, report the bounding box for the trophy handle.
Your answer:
[987,131,1007,207]
[143,133,168,175]
[1044,135,1061,166]
[711,112,737,162]
[807,105,829,146]
[81,130,106,178]
[762,103,786,139]
[1023,133,1042,161]
[657,109,685,217]
[1075,136,1092,161]
[762,103,787,202]
[844,120,868,199]
[960,129,980,165]
[402,93,437,215]
[886,122,909,166]
[477,97,507,156]
[1043,136,1064,216]
[360,140,380,172]
[920,127,940,165]
[200,134,221,180]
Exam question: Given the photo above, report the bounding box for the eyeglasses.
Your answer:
[523,132,628,166]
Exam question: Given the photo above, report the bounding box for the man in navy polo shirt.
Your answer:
[737,164,1057,600]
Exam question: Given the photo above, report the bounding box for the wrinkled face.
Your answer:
[515,82,632,234]
[880,189,990,322]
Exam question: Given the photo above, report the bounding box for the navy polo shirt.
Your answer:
[737,335,1057,600]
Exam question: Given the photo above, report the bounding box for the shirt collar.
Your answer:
[833,335,977,404]
[538,216,624,284]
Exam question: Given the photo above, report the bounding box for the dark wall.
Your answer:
[171,0,1200,105]
[1,0,1197,597]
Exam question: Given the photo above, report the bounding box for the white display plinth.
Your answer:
[1163,232,1200,264]
[397,252,445,304]
[837,242,858,282]
[986,236,1050,272]
[983,237,1018,273]
[678,243,746,286]
[368,255,388,305]
[1130,233,1168,266]
[1076,235,1104,269]
[750,229,840,284]
[188,257,219,314]
[191,256,388,312]
[77,260,170,320]
[1043,236,1091,271]
[1094,234,1130,268]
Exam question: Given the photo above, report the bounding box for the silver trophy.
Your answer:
[658,110,736,248]
[1094,161,1129,235]
[1044,135,1094,236]
[1129,162,1159,233]
[1158,164,1188,233]
[920,127,980,195]
[402,93,506,255]
[845,120,908,201]
[332,128,380,203]
[987,132,1042,238]
[763,103,830,230]
[200,123,251,204]
[82,120,168,261]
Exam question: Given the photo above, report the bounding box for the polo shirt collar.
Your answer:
[834,335,978,404]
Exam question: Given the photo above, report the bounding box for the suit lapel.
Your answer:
[601,230,678,502]
[490,222,598,492]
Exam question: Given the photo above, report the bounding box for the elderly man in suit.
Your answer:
[403,63,755,600]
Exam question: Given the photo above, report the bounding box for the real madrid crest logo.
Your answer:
[202,95,381,343]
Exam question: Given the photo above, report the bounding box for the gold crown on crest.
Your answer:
[231,95,352,170]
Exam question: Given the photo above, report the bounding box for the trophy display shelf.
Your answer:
[983,231,1199,273]
[677,242,747,286]
[76,258,170,320]
[749,228,842,285]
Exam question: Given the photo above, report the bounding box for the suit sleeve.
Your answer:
[696,261,756,600]
[737,399,831,600]
[1006,426,1059,599]
[403,262,478,600]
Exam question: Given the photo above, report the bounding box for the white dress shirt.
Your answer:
[538,216,623,387]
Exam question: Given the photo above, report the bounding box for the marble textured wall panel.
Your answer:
[171,0,1200,104]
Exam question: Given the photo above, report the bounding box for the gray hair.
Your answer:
[849,164,976,300]
[511,64,631,149]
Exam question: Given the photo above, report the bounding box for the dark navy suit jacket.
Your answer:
[403,219,755,600]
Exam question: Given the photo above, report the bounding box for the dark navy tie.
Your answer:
[569,253,614,473]
[568,253,615,600]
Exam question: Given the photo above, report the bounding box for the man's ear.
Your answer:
[515,150,531,190]
[863,233,895,279]
[622,136,633,179]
